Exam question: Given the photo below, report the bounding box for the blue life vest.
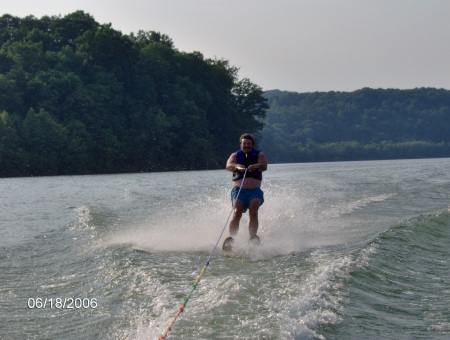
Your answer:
[232,149,262,181]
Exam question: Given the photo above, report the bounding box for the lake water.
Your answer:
[1,158,449,339]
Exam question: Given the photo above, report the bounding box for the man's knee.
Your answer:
[233,200,244,216]
[250,198,261,207]
[248,199,261,215]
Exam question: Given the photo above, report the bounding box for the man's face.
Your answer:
[240,138,253,153]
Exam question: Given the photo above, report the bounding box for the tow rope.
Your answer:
[158,168,248,339]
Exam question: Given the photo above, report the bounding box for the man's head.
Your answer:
[240,133,255,153]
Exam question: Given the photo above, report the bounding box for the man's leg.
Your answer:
[248,198,261,237]
[229,200,244,236]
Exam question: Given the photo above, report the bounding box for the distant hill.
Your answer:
[0,11,267,177]
[2,13,450,177]
[260,88,450,163]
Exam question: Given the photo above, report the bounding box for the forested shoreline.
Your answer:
[261,88,450,163]
[0,11,267,177]
[1,12,450,178]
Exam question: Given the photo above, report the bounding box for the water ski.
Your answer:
[249,235,261,247]
[222,236,234,252]
[223,235,261,254]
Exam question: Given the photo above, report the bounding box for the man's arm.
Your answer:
[248,152,268,172]
[226,153,245,172]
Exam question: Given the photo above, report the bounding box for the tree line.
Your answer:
[0,11,268,177]
[260,88,450,162]
[2,12,450,177]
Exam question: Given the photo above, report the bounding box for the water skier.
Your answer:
[223,133,268,251]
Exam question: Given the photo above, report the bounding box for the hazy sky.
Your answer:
[3,0,450,93]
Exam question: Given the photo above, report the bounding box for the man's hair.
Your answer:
[240,133,255,145]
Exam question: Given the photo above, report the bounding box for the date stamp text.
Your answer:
[27,297,97,309]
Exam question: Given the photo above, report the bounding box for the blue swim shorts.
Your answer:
[231,187,264,213]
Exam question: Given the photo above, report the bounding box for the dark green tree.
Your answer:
[20,108,66,175]
[0,11,269,177]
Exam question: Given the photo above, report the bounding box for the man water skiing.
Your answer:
[223,133,268,251]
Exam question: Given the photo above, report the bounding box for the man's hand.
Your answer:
[236,165,246,172]
[248,164,260,172]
